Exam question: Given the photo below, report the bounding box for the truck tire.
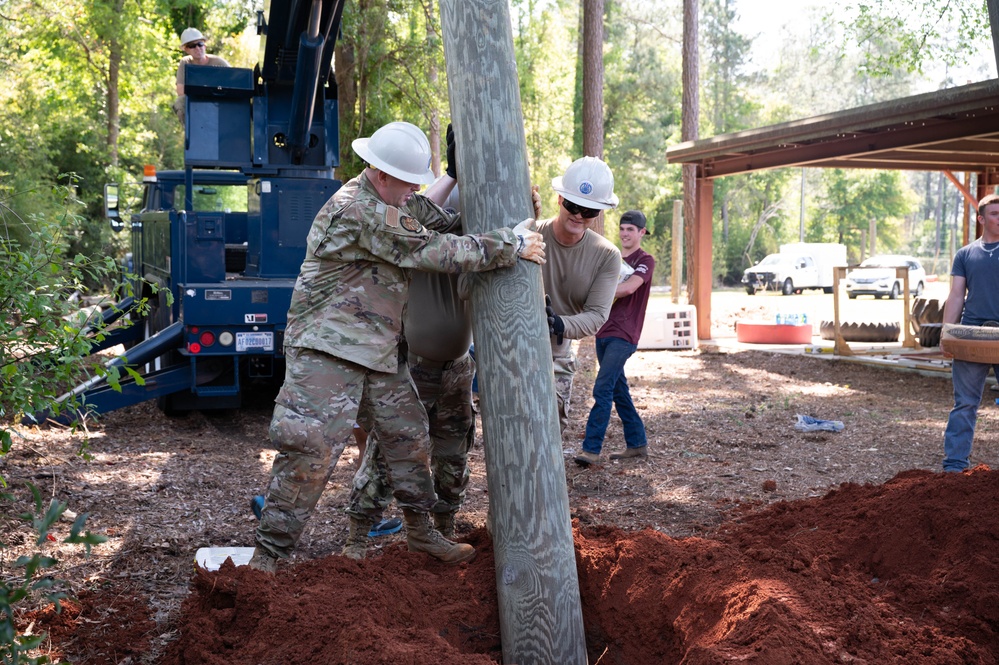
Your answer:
[781,278,794,296]
[888,282,901,300]
[823,287,834,294]
[818,320,901,342]
[919,323,942,348]
[914,282,924,297]
[745,286,756,295]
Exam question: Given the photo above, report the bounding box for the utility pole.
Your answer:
[439,2,588,663]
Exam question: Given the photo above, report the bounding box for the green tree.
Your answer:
[838,0,990,76]
[811,169,916,259]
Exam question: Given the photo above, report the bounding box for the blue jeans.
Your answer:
[582,336,646,454]
[943,359,999,471]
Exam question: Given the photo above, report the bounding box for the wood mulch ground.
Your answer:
[4,302,997,663]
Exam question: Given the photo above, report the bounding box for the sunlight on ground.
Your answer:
[654,482,697,505]
[724,364,854,398]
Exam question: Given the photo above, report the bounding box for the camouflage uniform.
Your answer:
[348,351,475,521]
[254,172,519,559]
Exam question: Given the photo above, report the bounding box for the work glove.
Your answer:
[513,218,546,265]
[445,123,457,179]
[545,294,565,344]
[531,184,542,219]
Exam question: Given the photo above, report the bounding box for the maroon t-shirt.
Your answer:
[596,248,655,345]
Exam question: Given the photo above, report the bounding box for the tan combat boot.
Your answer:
[403,509,475,564]
[341,516,371,560]
[247,546,279,573]
[433,511,456,540]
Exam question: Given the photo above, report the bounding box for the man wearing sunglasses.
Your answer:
[539,156,622,438]
[173,28,230,125]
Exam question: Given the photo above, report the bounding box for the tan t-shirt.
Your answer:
[176,54,231,87]
[537,218,621,357]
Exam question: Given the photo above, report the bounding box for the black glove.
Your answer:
[445,123,457,179]
[545,294,564,345]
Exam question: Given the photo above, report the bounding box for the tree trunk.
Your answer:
[440,1,587,662]
[682,0,700,298]
[334,34,358,163]
[105,0,124,167]
[581,0,605,235]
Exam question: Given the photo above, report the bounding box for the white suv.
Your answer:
[845,255,926,299]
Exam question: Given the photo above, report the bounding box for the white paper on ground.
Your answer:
[194,546,255,571]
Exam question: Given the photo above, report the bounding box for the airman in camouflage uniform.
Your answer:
[344,180,477,554]
[250,122,545,571]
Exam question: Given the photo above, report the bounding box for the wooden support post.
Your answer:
[832,266,852,356]
[671,200,683,304]
[694,177,713,339]
[439,2,587,663]
[898,266,917,349]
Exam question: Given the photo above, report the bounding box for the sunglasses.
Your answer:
[561,198,601,219]
[186,42,206,49]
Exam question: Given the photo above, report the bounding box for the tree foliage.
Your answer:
[811,169,916,260]
[838,0,990,77]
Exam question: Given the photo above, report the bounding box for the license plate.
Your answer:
[236,332,274,352]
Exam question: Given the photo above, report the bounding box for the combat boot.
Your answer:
[433,510,456,540]
[341,516,371,560]
[403,509,475,564]
[247,546,279,574]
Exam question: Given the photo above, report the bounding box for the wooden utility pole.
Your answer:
[439,2,588,663]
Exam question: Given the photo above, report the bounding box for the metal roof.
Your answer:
[665,79,999,178]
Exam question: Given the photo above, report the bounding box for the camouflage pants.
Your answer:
[553,351,577,436]
[347,351,475,521]
[255,346,435,558]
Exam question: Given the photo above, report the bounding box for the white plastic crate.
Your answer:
[638,304,697,350]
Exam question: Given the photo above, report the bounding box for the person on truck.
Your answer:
[172,28,230,125]
[249,121,546,573]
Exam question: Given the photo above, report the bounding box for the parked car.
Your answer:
[844,255,926,299]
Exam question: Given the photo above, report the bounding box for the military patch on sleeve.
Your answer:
[378,203,401,228]
[401,216,423,233]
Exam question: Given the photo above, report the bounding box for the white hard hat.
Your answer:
[551,156,618,210]
[180,28,205,47]
[352,122,435,186]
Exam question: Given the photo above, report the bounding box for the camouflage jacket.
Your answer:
[283,171,520,373]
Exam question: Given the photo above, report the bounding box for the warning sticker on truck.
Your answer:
[236,332,274,352]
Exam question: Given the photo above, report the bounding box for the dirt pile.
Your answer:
[51,466,995,664]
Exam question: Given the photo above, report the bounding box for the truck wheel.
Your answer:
[781,278,794,296]
[914,282,924,297]
[823,287,834,294]
[848,293,858,299]
[745,286,756,295]
[888,283,901,300]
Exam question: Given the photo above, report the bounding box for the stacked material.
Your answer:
[941,323,999,363]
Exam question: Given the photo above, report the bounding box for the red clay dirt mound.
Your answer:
[46,467,999,664]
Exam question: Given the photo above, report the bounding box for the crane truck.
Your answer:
[65,0,347,418]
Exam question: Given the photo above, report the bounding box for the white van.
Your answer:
[742,243,847,295]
